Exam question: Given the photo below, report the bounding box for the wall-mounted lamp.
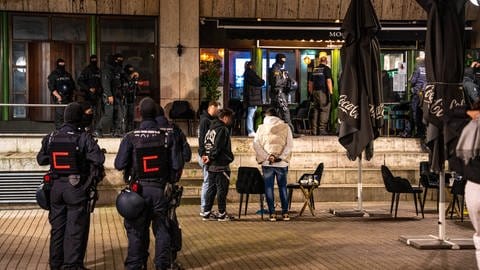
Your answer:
[217,49,224,58]
[470,0,479,6]
[303,56,311,65]
[177,44,184,57]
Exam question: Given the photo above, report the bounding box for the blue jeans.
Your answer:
[246,106,257,134]
[198,155,209,212]
[262,166,289,215]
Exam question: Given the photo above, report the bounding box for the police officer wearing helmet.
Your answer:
[115,97,177,270]
[37,102,106,270]
[269,53,297,136]
[48,58,76,129]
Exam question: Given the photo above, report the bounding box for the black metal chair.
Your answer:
[169,100,196,136]
[292,100,311,134]
[287,163,323,210]
[418,161,439,212]
[450,177,466,222]
[235,167,265,220]
[381,165,424,218]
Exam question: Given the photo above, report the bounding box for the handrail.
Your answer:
[0,103,66,107]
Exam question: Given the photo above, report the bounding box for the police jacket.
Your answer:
[37,123,105,181]
[77,64,102,100]
[198,111,215,156]
[156,115,192,181]
[309,64,332,92]
[47,68,76,102]
[410,66,426,95]
[114,119,176,183]
[203,119,234,171]
[101,63,122,98]
[243,68,264,107]
[269,62,288,96]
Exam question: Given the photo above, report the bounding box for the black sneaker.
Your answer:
[217,212,233,221]
[202,211,214,221]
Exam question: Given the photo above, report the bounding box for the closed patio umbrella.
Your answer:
[337,0,383,212]
[400,0,470,249]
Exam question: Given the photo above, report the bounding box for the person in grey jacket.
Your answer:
[253,107,293,221]
[464,67,480,105]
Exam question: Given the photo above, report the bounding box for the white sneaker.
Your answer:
[248,132,256,137]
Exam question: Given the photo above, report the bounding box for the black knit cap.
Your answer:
[64,102,83,125]
[140,97,157,120]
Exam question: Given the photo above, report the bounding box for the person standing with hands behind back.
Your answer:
[253,107,293,221]
[243,61,264,137]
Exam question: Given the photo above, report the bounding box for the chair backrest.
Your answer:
[236,167,265,194]
[381,165,395,192]
[314,163,324,183]
[419,161,430,176]
[419,161,439,187]
[169,100,195,119]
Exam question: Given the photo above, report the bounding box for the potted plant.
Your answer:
[200,59,222,102]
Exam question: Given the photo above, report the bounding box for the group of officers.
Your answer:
[47,54,140,137]
[37,96,191,269]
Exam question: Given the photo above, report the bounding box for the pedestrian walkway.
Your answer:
[0,202,476,269]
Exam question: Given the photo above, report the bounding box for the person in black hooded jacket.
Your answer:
[48,58,76,129]
[77,55,102,129]
[201,108,234,221]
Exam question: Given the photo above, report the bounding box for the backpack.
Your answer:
[169,100,195,119]
[311,66,326,91]
[48,131,85,175]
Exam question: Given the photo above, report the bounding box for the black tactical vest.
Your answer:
[130,129,171,181]
[48,131,84,175]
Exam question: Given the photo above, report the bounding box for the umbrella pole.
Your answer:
[438,170,446,240]
[358,155,363,211]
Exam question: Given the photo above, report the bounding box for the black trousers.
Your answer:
[271,93,295,134]
[124,185,170,270]
[96,96,123,135]
[204,171,230,214]
[310,90,331,135]
[48,178,90,269]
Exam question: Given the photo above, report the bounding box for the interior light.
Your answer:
[470,0,479,6]
[303,56,311,65]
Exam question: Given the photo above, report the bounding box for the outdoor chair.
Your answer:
[381,165,424,218]
[236,167,265,220]
[292,100,311,134]
[169,100,196,136]
[418,161,439,212]
[449,177,467,222]
[287,163,323,210]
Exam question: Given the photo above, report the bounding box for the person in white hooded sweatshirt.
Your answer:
[253,107,293,221]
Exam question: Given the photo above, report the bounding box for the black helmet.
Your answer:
[36,183,50,210]
[116,188,145,219]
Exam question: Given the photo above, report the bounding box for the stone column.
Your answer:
[159,0,199,112]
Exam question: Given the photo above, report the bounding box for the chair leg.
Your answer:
[395,193,400,218]
[245,193,250,216]
[450,195,456,219]
[288,188,293,210]
[422,187,428,211]
[238,193,243,219]
[390,193,395,215]
[461,195,465,222]
[310,193,315,210]
[413,193,419,216]
[260,194,264,220]
[419,193,424,218]
[436,189,439,212]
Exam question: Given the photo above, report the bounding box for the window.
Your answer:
[12,42,27,118]
[228,50,251,100]
[13,16,48,40]
[52,17,87,41]
[100,18,155,43]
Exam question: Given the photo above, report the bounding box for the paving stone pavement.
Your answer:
[0,201,476,270]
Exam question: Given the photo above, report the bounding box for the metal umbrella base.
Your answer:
[399,171,473,250]
[399,235,474,249]
[329,209,365,217]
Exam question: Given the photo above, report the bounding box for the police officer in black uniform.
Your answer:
[48,58,76,129]
[121,64,140,133]
[77,55,102,130]
[95,54,124,137]
[115,97,178,270]
[269,53,296,136]
[308,56,333,135]
[37,102,105,270]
